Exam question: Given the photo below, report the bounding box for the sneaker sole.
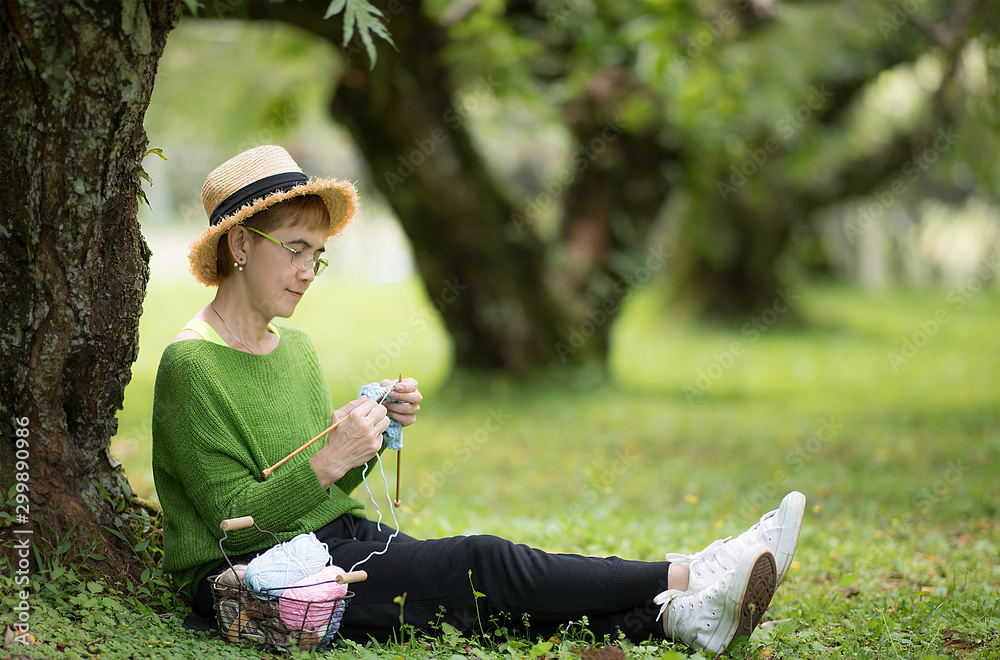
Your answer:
[772,491,806,584]
[732,550,777,642]
[705,547,777,654]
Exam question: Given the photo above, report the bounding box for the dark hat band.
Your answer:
[208,172,309,226]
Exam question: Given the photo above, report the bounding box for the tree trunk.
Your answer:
[250,1,579,373]
[247,1,675,374]
[0,0,181,582]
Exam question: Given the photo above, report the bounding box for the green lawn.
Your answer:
[4,271,998,659]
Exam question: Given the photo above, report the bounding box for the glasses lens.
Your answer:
[290,250,309,271]
[313,259,328,276]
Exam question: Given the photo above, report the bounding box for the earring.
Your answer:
[234,255,244,272]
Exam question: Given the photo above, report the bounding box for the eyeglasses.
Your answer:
[245,226,329,276]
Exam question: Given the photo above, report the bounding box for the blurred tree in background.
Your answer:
[163,0,998,375]
[225,0,999,373]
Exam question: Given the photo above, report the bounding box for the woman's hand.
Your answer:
[310,397,390,489]
[381,377,422,427]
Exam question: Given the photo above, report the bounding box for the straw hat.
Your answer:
[188,145,359,286]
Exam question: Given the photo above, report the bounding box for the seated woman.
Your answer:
[151,145,806,655]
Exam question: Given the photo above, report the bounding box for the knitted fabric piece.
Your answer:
[358,382,403,450]
[152,322,381,602]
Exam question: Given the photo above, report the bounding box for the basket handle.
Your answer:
[220,516,255,532]
[335,570,368,584]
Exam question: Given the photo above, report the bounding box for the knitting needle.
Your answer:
[262,379,401,479]
[394,372,403,508]
[262,417,346,478]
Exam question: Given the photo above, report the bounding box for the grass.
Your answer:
[2,262,998,659]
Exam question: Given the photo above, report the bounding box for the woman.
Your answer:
[151,145,806,654]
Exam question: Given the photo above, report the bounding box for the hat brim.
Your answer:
[188,177,359,287]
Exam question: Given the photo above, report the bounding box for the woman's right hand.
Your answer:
[310,396,391,489]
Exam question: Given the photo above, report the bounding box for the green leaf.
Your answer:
[87,581,104,595]
[324,0,395,69]
[181,0,199,15]
[102,524,128,542]
[837,573,860,588]
[133,539,150,553]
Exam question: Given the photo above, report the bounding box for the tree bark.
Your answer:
[247,1,675,374]
[0,0,181,581]
[249,1,581,373]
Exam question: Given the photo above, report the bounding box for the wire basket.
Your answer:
[209,516,366,653]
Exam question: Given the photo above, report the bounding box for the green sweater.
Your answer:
[151,322,374,601]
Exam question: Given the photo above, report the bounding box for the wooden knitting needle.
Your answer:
[263,379,401,479]
[262,417,346,478]
[394,372,403,508]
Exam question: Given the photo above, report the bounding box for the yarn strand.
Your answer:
[349,378,405,571]
[359,461,382,532]
[350,452,400,572]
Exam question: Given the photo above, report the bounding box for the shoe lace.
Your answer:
[654,570,732,636]
[653,588,684,622]
[665,536,741,591]
[664,509,778,590]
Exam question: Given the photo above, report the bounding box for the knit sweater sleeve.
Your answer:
[153,345,331,555]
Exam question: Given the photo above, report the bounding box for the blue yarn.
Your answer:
[348,381,405,573]
[245,532,330,599]
[358,382,403,450]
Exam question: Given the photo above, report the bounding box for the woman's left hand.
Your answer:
[381,377,422,426]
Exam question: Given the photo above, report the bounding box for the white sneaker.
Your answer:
[666,491,805,593]
[656,544,777,655]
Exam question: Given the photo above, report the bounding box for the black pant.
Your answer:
[196,514,669,643]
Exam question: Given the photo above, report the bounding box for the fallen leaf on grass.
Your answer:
[940,629,985,650]
[3,625,36,647]
[839,587,860,598]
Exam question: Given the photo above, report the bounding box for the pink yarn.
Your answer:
[278,565,349,631]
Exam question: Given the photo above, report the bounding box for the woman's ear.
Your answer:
[228,225,250,261]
